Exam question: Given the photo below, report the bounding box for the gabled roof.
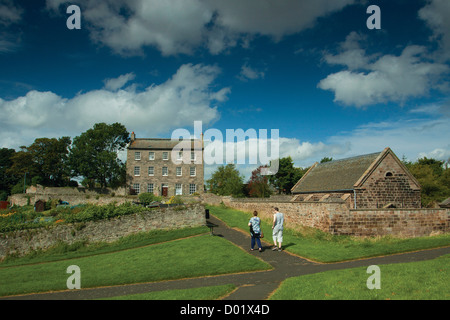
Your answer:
[128,138,202,150]
[291,147,420,194]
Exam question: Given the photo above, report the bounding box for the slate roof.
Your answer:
[128,138,202,150]
[440,197,450,208]
[291,151,382,194]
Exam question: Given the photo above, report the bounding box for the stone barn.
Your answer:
[291,147,421,209]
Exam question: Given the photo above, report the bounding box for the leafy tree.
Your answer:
[404,157,450,207]
[0,148,20,195]
[7,146,36,179]
[320,157,333,163]
[207,164,245,197]
[69,123,129,188]
[417,157,444,177]
[247,166,272,198]
[269,156,306,194]
[28,137,71,186]
[7,138,71,187]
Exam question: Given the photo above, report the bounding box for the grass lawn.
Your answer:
[100,284,236,300]
[270,254,450,300]
[0,226,210,267]
[208,205,450,263]
[0,234,271,297]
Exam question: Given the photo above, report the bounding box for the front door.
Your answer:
[162,185,168,197]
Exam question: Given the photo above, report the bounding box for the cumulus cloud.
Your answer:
[201,131,351,180]
[103,72,136,91]
[318,32,450,107]
[200,108,450,180]
[46,0,355,56]
[419,148,450,161]
[419,0,450,61]
[0,63,228,148]
[327,114,450,163]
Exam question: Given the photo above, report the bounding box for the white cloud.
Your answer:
[46,0,355,56]
[318,33,450,107]
[201,133,351,181]
[419,0,450,61]
[0,64,228,149]
[237,63,265,82]
[323,32,374,70]
[205,0,355,39]
[201,107,450,181]
[419,148,450,161]
[326,115,450,163]
[103,72,136,91]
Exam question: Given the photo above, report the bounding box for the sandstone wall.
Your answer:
[331,208,449,237]
[203,196,449,238]
[0,203,206,259]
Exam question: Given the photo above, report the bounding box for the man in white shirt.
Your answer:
[271,207,284,251]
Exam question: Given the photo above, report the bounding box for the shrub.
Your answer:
[0,191,7,201]
[0,202,150,232]
[167,196,184,204]
[11,181,29,195]
[138,192,161,205]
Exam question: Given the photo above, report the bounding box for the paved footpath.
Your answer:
[3,215,449,300]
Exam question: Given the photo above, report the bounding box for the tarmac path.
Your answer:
[2,215,449,300]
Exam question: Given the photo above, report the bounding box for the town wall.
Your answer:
[0,203,205,260]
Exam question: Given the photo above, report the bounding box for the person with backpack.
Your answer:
[248,210,263,252]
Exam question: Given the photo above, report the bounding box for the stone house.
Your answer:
[126,132,204,197]
[291,147,421,209]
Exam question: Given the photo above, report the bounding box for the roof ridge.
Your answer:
[319,151,382,165]
[133,138,200,140]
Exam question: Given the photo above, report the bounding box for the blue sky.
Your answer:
[1,0,449,180]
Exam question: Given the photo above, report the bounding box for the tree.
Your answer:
[207,164,245,197]
[7,137,71,188]
[268,156,306,194]
[69,123,129,188]
[28,137,71,186]
[405,157,450,207]
[247,166,272,198]
[0,148,20,195]
[320,157,333,163]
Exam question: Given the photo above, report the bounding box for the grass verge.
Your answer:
[207,205,450,263]
[270,254,449,300]
[0,234,271,297]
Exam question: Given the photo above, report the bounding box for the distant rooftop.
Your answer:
[128,137,202,150]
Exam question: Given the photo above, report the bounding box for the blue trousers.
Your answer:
[251,234,262,249]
